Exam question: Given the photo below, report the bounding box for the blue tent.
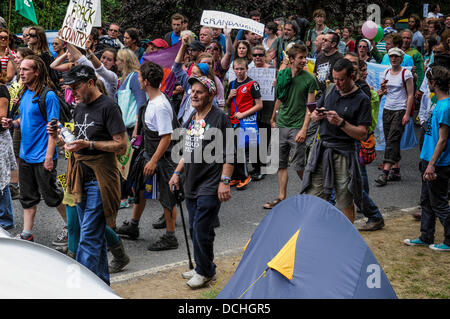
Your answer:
[218,195,397,299]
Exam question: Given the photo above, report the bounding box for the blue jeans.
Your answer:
[76,180,110,285]
[0,186,14,229]
[186,195,221,278]
[66,205,120,256]
[360,165,383,222]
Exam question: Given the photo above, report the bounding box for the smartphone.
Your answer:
[306,102,317,113]
[316,107,328,114]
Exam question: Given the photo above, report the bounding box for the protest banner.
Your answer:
[200,10,265,37]
[60,0,101,49]
[247,67,276,101]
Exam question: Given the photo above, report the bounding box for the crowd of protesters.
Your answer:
[0,2,449,289]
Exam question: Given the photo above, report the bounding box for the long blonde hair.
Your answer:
[117,48,140,80]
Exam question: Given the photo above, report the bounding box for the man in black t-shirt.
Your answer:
[314,32,343,93]
[301,58,372,224]
[49,65,127,285]
[169,76,234,289]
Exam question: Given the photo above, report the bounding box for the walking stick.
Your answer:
[173,185,194,270]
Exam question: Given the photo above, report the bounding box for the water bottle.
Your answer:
[58,124,76,144]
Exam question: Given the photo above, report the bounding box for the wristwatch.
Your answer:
[220,176,231,185]
[89,140,94,150]
[338,119,346,128]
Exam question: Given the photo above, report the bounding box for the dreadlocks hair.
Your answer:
[18,55,54,101]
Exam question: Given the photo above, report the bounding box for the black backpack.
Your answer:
[37,87,73,124]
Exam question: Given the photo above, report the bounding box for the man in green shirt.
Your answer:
[401,29,424,90]
[264,44,318,209]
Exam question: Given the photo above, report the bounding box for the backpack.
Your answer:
[37,87,73,124]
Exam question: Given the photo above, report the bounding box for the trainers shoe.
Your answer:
[429,243,450,252]
[229,180,240,187]
[186,273,214,289]
[9,183,20,200]
[404,238,428,246]
[387,170,401,181]
[251,173,265,181]
[182,269,196,279]
[236,176,251,190]
[152,213,166,229]
[375,173,388,186]
[15,233,34,242]
[52,226,68,246]
[147,234,179,251]
[116,220,140,239]
[358,219,385,231]
[119,200,130,209]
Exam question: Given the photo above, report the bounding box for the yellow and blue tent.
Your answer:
[218,194,397,299]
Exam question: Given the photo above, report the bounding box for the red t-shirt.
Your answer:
[227,77,261,125]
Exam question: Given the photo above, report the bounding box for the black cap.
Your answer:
[62,65,97,85]
[189,40,205,52]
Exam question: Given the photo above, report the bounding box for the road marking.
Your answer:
[110,248,243,284]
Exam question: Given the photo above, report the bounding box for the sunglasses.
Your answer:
[358,45,368,49]
[252,53,265,57]
[0,36,8,41]
[207,46,219,51]
[26,33,37,38]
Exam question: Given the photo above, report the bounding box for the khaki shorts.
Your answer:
[305,152,354,210]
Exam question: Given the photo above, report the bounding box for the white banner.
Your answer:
[200,10,265,37]
[247,67,276,101]
[60,0,101,49]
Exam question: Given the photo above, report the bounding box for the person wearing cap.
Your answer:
[55,64,127,284]
[140,38,169,64]
[169,75,234,289]
[375,47,414,187]
[1,55,67,244]
[187,40,205,68]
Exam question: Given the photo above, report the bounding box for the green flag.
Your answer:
[15,0,38,25]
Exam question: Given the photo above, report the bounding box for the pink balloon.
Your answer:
[362,21,378,39]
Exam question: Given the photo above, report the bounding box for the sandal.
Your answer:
[263,198,283,209]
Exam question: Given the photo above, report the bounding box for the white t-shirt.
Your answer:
[144,94,173,136]
[427,12,443,19]
[383,68,413,111]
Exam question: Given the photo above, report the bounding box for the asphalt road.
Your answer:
[8,129,423,282]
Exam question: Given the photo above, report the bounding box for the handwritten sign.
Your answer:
[247,67,276,101]
[60,0,101,49]
[200,10,265,37]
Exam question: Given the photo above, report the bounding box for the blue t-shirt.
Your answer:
[19,89,60,163]
[171,32,180,46]
[420,98,450,166]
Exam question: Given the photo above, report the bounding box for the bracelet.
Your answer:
[221,175,231,180]
[86,53,94,59]
[173,171,181,176]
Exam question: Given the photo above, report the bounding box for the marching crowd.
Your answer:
[0,2,449,290]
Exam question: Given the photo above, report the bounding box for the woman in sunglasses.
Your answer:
[205,26,232,82]
[0,28,16,85]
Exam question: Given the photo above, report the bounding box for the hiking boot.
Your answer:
[358,219,385,231]
[9,183,20,200]
[186,273,214,289]
[109,240,130,273]
[229,180,240,187]
[236,176,251,190]
[15,233,34,242]
[182,269,196,279]
[152,213,166,229]
[52,226,68,246]
[429,243,450,252]
[147,234,179,251]
[116,220,140,239]
[404,238,429,246]
[387,170,401,181]
[375,173,388,186]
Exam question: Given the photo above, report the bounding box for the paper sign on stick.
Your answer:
[200,10,265,37]
[60,0,100,49]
